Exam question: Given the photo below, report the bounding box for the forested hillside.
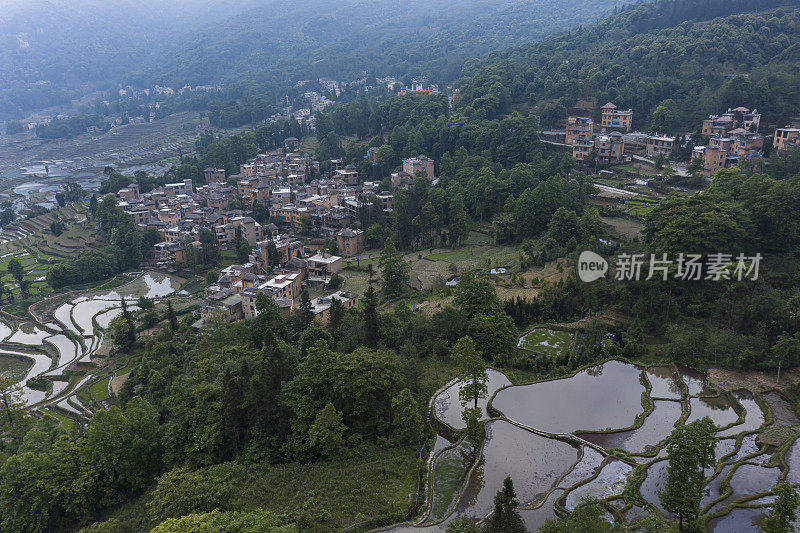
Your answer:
[133,0,631,89]
[455,0,800,131]
[0,0,632,120]
[0,0,262,119]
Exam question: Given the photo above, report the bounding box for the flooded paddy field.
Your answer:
[0,112,204,191]
[0,271,183,422]
[491,360,645,433]
[388,358,800,532]
[434,369,511,429]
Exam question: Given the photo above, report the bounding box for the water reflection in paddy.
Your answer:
[784,439,800,485]
[54,303,78,334]
[646,366,683,399]
[564,460,633,510]
[557,447,604,488]
[434,369,511,429]
[579,400,682,454]
[0,321,12,341]
[718,390,765,437]
[676,364,709,396]
[708,507,766,532]
[44,334,78,368]
[432,435,452,454]
[71,299,121,336]
[520,489,563,532]
[700,464,734,509]
[727,464,779,502]
[730,434,760,462]
[95,308,124,330]
[8,323,50,344]
[686,396,739,428]
[454,420,577,519]
[50,380,69,397]
[712,439,737,469]
[639,460,673,517]
[492,360,645,434]
[429,440,472,521]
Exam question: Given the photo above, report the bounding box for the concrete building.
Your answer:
[165,179,193,198]
[571,134,594,161]
[240,288,293,320]
[306,252,343,278]
[263,272,303,300]
[258,236,303,265]
[645,135,676,157]
[402,155,434,179]
[774,127,800,151]
[594,132,626,163]
[204,168,226,183]
[600,103,633,132]
[336,228,365,257]
[566,117,594,145]
[309,291,359,324]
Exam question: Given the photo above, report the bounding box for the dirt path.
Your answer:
[110,372,130,395]
[707,366,800,396]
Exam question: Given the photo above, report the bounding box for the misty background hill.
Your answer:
[0,0,632,119]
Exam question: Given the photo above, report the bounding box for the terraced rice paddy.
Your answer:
[0,202,102,296]
[0,272,181,423]
[383,359,800,532]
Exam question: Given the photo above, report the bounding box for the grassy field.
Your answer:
[42,407,77,430]
[602,217,644,240]
[429,441,471,520]
[518,328,573,356]
[97,445,420,532]
[90,376,112,402]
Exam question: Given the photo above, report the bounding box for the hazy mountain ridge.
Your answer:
[454,0,800,130]
[0,0,633,118]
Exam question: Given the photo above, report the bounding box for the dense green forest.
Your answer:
[454,0,800,131]
[0,0,632,121]
[34,114,109,140]
[131,0,631,90]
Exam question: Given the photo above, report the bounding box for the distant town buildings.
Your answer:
[397,77,440,96]
[702,107,761,136]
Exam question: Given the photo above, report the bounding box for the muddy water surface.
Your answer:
[492,360,645,433]
[434,369,511,429]
[454,420,577,519]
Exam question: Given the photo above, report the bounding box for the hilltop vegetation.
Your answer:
[135,0,631,89]
[0,0,258,119]
[0,0,634,121]
[455,0,800,130]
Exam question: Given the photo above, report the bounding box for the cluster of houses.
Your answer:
[199,250,359,328]
[397,77,440,96]
[562,103,798,175]
[565,104,633,164]
[117,150,436,329]
[692,107,766,172]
